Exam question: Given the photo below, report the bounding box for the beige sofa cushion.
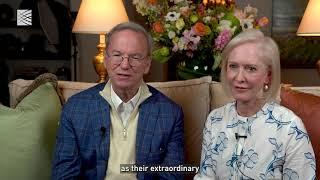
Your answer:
[210,81,233,110]
[57,81,97,101]
[149,76,211,166]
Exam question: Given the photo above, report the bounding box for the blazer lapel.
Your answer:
[95,95,111,178]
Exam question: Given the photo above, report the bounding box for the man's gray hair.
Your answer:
[106,22,153,56]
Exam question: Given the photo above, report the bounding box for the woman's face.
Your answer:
[226,42,270,104]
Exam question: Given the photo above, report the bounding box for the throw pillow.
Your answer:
[280,86,320,178]
[0,74,62,180]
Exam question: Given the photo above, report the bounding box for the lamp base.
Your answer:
[93,41,107,83]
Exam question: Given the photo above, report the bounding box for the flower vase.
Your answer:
[175,56,221,81]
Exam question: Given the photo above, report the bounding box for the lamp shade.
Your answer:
[72,0,129,34]
[297,0,320,36]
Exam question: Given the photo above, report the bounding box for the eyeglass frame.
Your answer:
[105,50,150,67]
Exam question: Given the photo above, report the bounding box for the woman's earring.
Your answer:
[263,84,269,91]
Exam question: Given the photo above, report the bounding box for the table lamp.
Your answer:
[297,0,320,72]
[297,0,320,36]
[72,0,128,82]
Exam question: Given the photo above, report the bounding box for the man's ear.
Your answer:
[143,58,152,75]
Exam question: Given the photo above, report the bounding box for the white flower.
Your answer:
[168,31,176,39]
[218,20,231,29]
[173,37,179,43]
[241,19,254,29]
[175,18,185,30]
[178,37,187,50]
[165,12,181,22]
[194,66,199,70]
[203,16,212,24]
[132,0,148,16]
[217,12,225,19]
[244,5,258,17]
[218,20,236,34]
[133,0,159,17]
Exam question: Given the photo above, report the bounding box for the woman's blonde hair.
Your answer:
[220,29,281,102]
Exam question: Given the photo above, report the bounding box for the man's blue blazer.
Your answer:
[52,83,184,180]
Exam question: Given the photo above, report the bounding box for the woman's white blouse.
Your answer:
[194,102,316,180]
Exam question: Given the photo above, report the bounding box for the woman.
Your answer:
[194,29,316,179]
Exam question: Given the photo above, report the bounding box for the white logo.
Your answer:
[17,9,32,26]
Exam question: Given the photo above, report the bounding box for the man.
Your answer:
[52,22,184,179]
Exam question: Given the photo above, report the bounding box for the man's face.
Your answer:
[105,29,151,93]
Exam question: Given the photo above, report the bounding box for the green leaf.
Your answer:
[212,54,221,71]
[152,47,171,63]
[222,12,241,30]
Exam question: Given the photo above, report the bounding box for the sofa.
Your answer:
[4,75,320,179]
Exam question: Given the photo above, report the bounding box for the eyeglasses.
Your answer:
[106,51,148,67]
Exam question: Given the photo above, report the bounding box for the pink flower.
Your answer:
[215,30,232,51]
[183,29,201,51]
[197,4,206,17]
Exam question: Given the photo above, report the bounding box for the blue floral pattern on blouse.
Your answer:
[195,102,316,180]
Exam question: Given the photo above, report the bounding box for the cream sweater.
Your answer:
[99,81,151,180]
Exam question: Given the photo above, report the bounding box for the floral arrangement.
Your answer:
[133,0,269,80]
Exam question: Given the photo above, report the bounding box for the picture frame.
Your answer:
[272,0,320,68]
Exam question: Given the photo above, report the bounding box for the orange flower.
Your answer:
[258,17,269,27]
[147,0,157,5]
[193,22,207,36]
[153,22,164,33]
